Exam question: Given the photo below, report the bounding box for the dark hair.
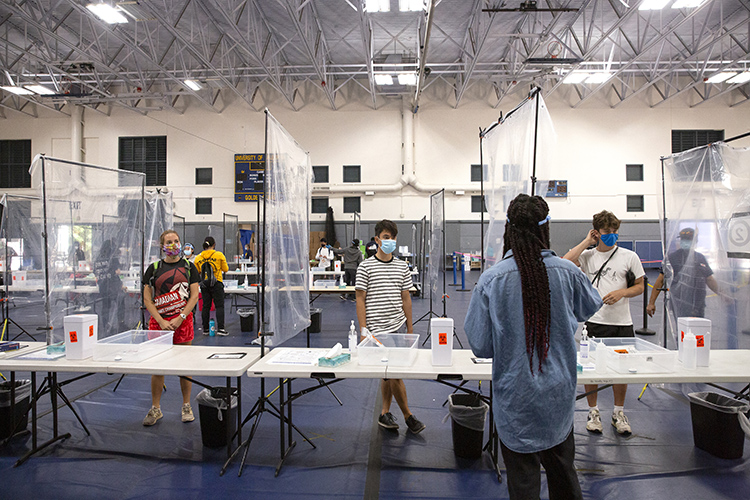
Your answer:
[320,237,327,244]
[374,219,398,238]
[352,239,359,247]
[203,236,216,250]
[592,210,620,232]
[503,194,552,374]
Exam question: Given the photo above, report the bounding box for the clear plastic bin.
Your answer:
[591,337,676,374]
[93,330,173,362]
[223,280,239,289]
[358,333,419,366]
[313,279,337,288]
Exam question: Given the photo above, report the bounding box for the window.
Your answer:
[0,140,32,188]
[343,165,361,183]
[312,165,329,183]
[119,136,167,186]
[672,130,724,154]
[195,197,212,215]
[195,167,212,185]
[626,164,643,182]
[627,195,644,213]
[471,164,486,182]
[343,197,361,213]
[311,197,328,214]
[471,195,487,213]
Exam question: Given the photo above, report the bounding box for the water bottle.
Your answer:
[209,318,216,337]
[595,340,608,373]
[348,320,357,354]
[579,325,590,361]
[684,332,698,370]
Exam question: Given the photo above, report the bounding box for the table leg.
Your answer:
[236,376,242,447]
[225,377,232,459]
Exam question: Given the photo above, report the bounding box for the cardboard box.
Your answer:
[430,318,454,366]
[64,314,98,359]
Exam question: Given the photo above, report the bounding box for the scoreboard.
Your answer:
[235,154,264,202]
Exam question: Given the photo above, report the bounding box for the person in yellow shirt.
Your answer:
[194,236,230,336]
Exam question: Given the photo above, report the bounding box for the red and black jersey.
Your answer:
[142,259,199,318]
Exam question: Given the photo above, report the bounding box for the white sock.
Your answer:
[589,405,599,412]
[613,405,624,415]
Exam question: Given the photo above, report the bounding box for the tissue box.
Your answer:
[318,353,351,367]
[64,313,98,360]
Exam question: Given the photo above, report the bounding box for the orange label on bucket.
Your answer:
[69,331,78,343]
[89,325,94,337]
[439,332,447,345]
[696,335,704,347]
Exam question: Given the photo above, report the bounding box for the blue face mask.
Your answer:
[380,239,397,254]
[680,239,692,250]
[600,233,618,247]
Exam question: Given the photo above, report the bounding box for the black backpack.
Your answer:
[200,251,217,287]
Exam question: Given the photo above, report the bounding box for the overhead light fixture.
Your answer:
[584,72,612,84]
[671,0,706,8]
[365,191,375,196]
[374,74,394,85]
[454,190,465,196]
[397,72,417,85]
[184,79,202,91]
[86,3,128,24]
[727,72,750,84]
[364,0,390,12]
[706,72,737,83]
[25,84,56,95]
[562,72,590,84]
[399,0,426,11]
[639,0,671,10]
[1,86,34,95]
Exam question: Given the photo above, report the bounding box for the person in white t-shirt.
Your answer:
[564,210,645,436]
[315,238,333,269]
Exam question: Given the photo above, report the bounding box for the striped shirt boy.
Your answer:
[355,256,413,333]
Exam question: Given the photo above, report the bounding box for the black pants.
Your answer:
[344,268,357,286]
[499,428,582,500]
[201,281,225,330]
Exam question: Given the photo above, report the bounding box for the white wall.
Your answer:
[2,80,749,223]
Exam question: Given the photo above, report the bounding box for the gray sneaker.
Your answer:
[406,414,425,434]
[143,406,163,426]
[586,408,603,433]
[612,410,632,435]
[378,412,399,429]
[181,403,195,422]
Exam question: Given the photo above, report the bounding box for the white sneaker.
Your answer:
[181,403,195,423]
[586,408,603,433]
[612,410,632,435]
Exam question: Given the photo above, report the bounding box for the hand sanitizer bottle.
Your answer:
[579,325,590,361]
[683,329,697,370]
[348,320,357,354]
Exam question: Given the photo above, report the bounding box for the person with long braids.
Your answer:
[465,194,601,500]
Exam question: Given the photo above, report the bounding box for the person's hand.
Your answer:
[157,318,175,331]
[168,316,183,330]
[602,288,626,306]
[585,229,600,247]
[646,304,656,317]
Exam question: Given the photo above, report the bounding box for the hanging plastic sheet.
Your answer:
[262,112,312,346]
[144,190,173,266]
[659,142,750,354]
[173,214,186,247]
[223,213,239,266]
[30,155,145,344]
[428,190,445,303]
[481,91,557,269]
[353,212,361,244]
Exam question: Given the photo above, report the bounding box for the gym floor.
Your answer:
[1,269,748,499]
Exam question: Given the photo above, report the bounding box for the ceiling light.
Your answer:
[87,3,128,24]
[562,72,590,84]
[24,84,56,95]
[399,0,426,11]
[374,74,394,85]
[639,0,671,10]
[584,72,612,84]
[727,72,750,84]
[184,79,202,91]
[364,0,390,12]
[397,72,417,85]
[706,72,737,84]
[1,86,34,95]
[671,0,706,8]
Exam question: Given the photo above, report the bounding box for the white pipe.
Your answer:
[71,105,83,162]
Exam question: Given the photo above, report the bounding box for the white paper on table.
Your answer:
[268,349,320,365]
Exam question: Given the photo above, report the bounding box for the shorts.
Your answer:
[149,313,194,344]
[584,322,634,339]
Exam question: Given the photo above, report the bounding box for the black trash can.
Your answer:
[448,393,489,459]
[196,387,238,448]
[237,307,255,333]
[688,392,750,459]
[0,380,31,439]
[307,308,322,334]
